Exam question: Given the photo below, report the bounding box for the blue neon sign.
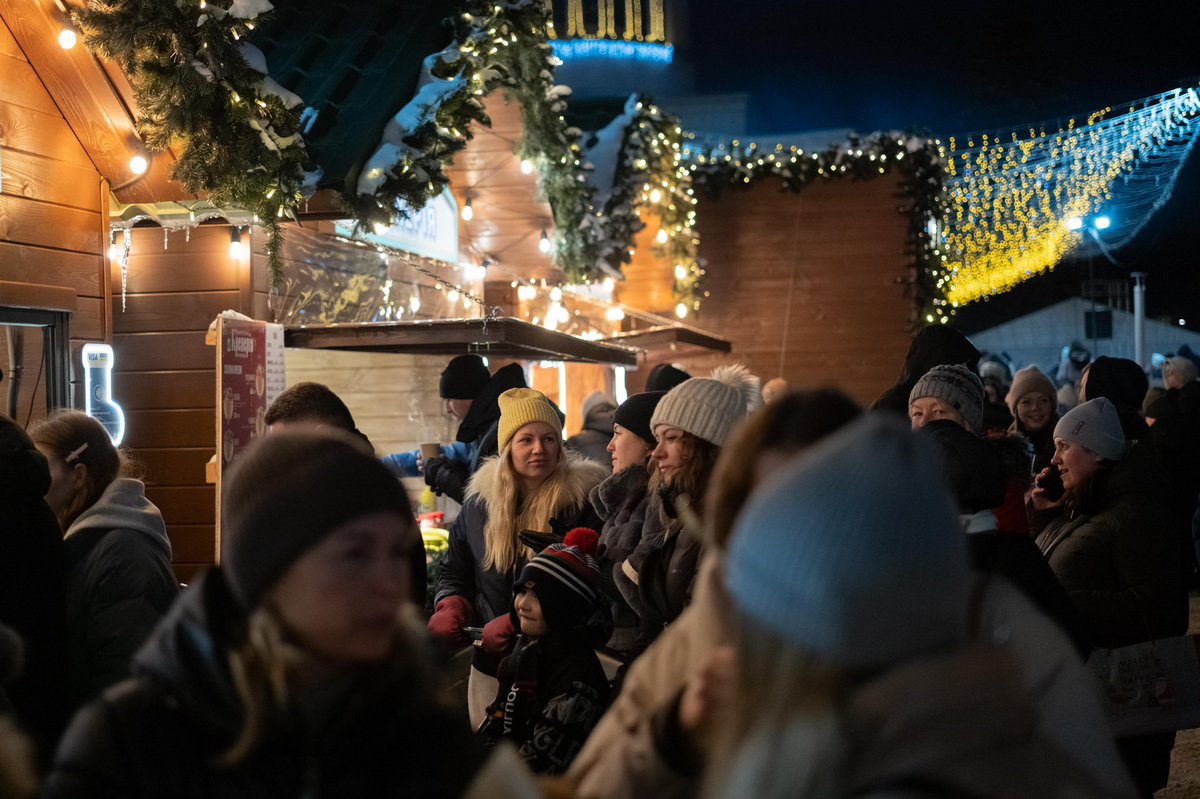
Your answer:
[552,39,674,64]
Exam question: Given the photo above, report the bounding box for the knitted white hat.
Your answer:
[1053,397,1126,462]
[726,415,969,668]
[650,364,761,447]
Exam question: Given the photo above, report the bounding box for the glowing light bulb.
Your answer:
[228,228,245,260]
[602,277,615,292]
[674,265,687,280]
[373,222,388,235]
[409,294,421,314]
[58,28,77,49]
[128,154,148,175]
[675,303,688,319]
[1093,215,1111,230]
[549,287,562,302]
[538,230,552,254]
[605,306,625,322]
[655,229,668,244]
[1065,216,1083,231]
[461,197,473,221]
[649,188,662,203]
[520,159,533,174]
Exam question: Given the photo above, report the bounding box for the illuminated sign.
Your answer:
[552,39,674,64]
[335,188,459,264]
[82,343,125,445]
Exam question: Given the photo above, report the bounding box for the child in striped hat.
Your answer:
[479,528,612,774]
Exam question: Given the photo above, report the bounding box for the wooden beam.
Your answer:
[1,0,189,203]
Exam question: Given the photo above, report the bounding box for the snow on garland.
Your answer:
[348,0,614,284]
[586,95,703,310]
[684,132,949,325]
[73,0,312,285]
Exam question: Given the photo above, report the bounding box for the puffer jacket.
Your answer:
[62,478,178,712]
[44,569,482,798]
[591,465,652,654]
[435,455,606,625]
[1033,440,1188,649]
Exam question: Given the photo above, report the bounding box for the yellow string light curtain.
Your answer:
[940,85,1200,307]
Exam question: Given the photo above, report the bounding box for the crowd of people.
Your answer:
[1,332,1199,798]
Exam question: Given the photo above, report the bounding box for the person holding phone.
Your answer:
[1031,397,1187,796]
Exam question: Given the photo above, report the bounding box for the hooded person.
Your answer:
[1080,356,1150,441]
[428,388,607,728]
[1031,398,1187,795]
[616,364,759,648]
[919,419,1089,655]
[587,391,666,655]
[695,416,1134,799]
[29,411,177,714]
[0,414,67,752]
[479,528,612,774]
[871,325,982,418]
[422,362,529,505]
[644,364,691,394]
[43,429,484,798]
[565,392,617,470]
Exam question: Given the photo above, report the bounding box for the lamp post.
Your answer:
[1067,214,1114,359]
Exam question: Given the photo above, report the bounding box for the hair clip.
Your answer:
[65,442,89,463]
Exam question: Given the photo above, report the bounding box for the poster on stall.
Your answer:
[213,315,285,558]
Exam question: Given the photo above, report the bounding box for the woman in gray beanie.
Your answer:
[614,364,759,649]
[1031,397,1187,796]
[44,429,482,798]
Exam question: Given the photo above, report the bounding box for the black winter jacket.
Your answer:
[1033,440,1188,649]
[62,478,178,713]
[44,569,482,799]
[590,465,652,654]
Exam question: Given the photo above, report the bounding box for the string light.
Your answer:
[461,196,473,221]
[128,154,148,175]
[520,159,534,174]
[58,28,77,49]
[538,230,552,254]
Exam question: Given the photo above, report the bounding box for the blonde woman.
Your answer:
[30,411,177,712]
[44,429,482,797]
[428,388,607,726]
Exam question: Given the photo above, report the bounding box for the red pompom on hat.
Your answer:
[563,527,598,556]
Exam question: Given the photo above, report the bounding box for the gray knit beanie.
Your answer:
[221,428,413,610]
[726,415,969,668]
[650,364,760,447]
[1005,365,1057,413]
[909,364,984,433]
[1053,397,1126,462]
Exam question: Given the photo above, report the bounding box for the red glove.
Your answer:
[427,595,474,644]
[481,614,516,657]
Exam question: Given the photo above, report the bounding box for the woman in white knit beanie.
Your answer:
[615,364,759,647]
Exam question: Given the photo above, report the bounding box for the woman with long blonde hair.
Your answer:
[44,428,482,797]
[428,388,607,727]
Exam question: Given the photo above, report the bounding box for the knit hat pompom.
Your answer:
[563,527,599,555]
[497,388,562,453]
[726,414,968,669]
[909,364,984,434]
[650,362,760,447]
[222,428,414,611]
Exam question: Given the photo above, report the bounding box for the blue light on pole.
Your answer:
[1093,215,1111,230]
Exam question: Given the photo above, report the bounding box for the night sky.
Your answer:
[680,0,1200,326]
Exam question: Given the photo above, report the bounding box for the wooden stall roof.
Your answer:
[602,324,732,360]
[284,318,638,365]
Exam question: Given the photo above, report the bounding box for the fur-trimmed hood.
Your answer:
[466,452,608,516]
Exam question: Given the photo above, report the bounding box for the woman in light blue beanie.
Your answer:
[1031,397,1187,795]
[702,416,1125,798]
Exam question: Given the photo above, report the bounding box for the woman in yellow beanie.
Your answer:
[428,387,607,727]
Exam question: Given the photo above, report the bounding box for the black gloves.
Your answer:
[423,456,468,505]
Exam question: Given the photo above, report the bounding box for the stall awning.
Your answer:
[601,325,732,360]
[284,318,639,365]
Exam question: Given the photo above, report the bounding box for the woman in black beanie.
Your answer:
[44,429,482,798]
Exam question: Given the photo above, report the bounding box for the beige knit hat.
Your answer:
[1005,365,1057,413]
[498,388,562,452]
[650,364,761,447]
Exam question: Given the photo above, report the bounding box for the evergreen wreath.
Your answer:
[74,0,310,285]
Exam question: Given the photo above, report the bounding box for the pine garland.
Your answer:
[347,0,610,284]
[73,0,309,285]
[685,132,948,325]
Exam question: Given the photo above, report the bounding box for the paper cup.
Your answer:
[419,442,442,460]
